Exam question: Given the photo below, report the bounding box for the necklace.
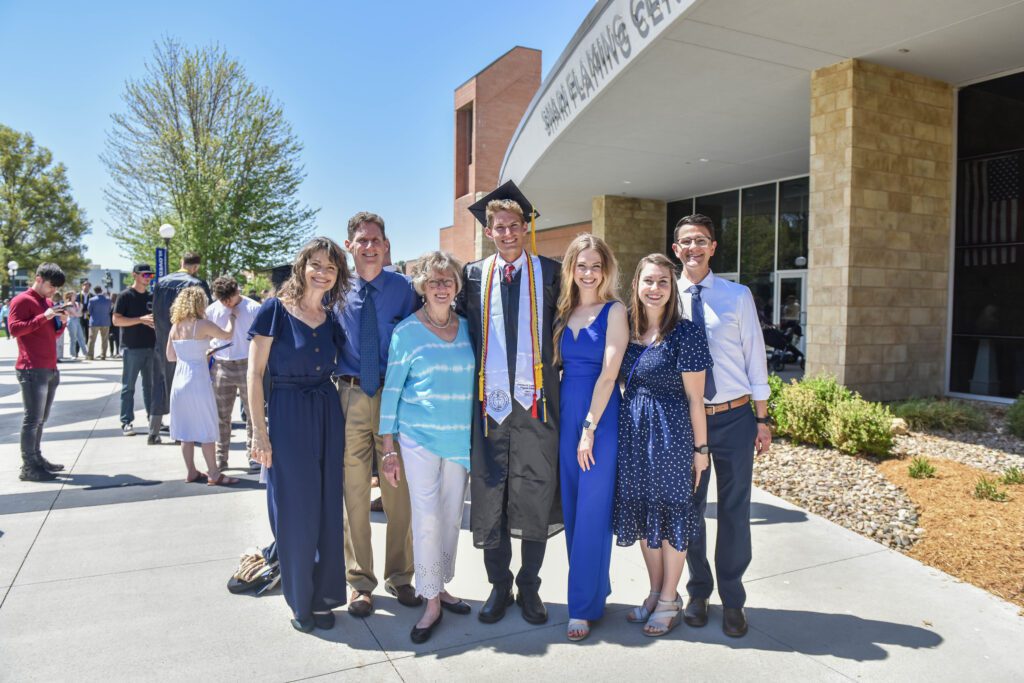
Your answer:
[424,305,453,329]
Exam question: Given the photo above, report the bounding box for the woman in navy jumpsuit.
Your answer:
[248,237,350,632]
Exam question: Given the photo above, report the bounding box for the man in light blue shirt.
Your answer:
[336,211,420,617]
[673,213,772,638]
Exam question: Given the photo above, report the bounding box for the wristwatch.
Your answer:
[582,419,596,431]
[755,416,772,425]
[694,444,710,455]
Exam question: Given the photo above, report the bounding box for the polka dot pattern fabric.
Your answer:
[613,320,713,550]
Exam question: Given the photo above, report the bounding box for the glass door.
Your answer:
[774,270,807,362]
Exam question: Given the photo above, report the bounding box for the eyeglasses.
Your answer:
[426,278,456,289]
[676,237,712,248]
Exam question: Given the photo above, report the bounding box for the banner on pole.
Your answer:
[155,247,168,282]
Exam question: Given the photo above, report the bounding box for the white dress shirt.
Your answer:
[495,251,527,279]
[205,296,261,361]
[679,271,770,404]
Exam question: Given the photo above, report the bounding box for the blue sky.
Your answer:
[0,0,594,270]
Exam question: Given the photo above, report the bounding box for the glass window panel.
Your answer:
[695,190,738,273]
[778,177,809,270]
[740,183,776,277]
[739,272,773,326]
[666,198,694,254]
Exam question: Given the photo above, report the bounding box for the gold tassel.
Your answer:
[530,210,538,255]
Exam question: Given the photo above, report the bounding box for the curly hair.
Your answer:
[170,286,210,324]
[276,236,351,312]
[411,251,463,297]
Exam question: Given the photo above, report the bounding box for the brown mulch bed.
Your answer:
[877,457,1024,609]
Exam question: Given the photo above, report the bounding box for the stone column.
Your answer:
[592,195,667,298]
[807,59,954,400]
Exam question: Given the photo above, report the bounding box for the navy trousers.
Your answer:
[686,406,757,608]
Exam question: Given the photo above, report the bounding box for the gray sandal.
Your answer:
[627,591,661,623]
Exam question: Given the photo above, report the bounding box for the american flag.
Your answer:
[960,153,1022,266]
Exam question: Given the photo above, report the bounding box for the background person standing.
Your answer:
[86,286,112,360]
[151,252,210,445]
[113,264,158,439]
[206,276,261,471]
[76,280,92,345]
[9,263,68,482]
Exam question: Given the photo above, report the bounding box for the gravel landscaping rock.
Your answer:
[893,431,1024,474]
[754,441,922,552]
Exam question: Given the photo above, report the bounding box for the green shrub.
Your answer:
[1000,466,1024,485]
[773,374,852,447]
[827,395,895,457]
[973,476,1009,502]
[908,457,936,479]
[767,373,785,417]
[1007,394,1024,438]
[891,397,988,432]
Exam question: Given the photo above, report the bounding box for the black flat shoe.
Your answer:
[516,588,548,625]
[313,611,335,630]
[478,585,514,624]
[723,607,748,637]
[440,598,471,615]
[410,610,442,644]
[290,616,315,633]
[683,597,709,627]
[37,457,64,472]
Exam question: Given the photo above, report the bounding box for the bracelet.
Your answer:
[382,451,398,459]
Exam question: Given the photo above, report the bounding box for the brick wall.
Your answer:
[808,59,954,400]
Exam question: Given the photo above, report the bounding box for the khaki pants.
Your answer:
[338,380,414,593]
[212,359,252,464]
[87,326,110,359]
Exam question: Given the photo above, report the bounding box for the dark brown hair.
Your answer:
[182,251,201,266]
[211,276,239,302]
[628,253,681,343]
[277,236,351,312]
[346,211,386,240]
[674,213,716,242]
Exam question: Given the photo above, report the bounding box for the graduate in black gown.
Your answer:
[457,181,562,625]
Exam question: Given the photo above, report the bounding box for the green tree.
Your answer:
[102,38,316,279]
[0,125,90,290]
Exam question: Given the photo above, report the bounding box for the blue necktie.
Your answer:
[359,285,381,397]
[688,285,717,401]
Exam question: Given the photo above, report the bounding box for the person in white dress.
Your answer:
[166,286,239,486]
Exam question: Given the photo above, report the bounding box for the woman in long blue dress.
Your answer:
[555,235,629,642]
[248,237,350,633]
[614,253,713,637]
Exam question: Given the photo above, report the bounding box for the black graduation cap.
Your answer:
[467,180,539,228]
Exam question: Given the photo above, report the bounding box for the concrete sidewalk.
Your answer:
[0,337,1021,682]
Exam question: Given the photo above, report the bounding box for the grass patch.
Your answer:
[908,457,936,479]
[891,397,988,432]
[1008,394,1024,438]
[974,476,1009,502]
[1000,466,1024,486]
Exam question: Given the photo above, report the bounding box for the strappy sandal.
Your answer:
[207,473,240,486]
[643,595,683,637]
[567,618,591,642]
[626,591,661,623]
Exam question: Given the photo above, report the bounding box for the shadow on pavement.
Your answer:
[705,501,808,526]
[0,472,263,515]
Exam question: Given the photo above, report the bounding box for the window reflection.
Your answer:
[779,177,809,270]
[695,190,739,274]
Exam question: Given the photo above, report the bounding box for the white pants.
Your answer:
[400,435,469,600]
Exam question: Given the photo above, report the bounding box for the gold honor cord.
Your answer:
[478,254,546,437]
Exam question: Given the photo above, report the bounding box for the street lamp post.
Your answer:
[6,260,18,299]
[157,224,176,281]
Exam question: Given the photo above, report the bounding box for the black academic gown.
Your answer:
[458,254,563,549]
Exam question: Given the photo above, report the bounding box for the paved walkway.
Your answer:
[0,338,1021,682]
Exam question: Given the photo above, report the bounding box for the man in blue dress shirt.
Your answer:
[336,211,420,618]
[672,213,772,638]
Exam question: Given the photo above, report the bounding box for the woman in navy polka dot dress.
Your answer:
[613,253,713,637]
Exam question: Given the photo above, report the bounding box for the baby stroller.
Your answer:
[763,322,805,372]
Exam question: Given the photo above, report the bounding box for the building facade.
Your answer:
[441,0,1024,402]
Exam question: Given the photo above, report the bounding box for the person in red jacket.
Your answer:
[9,263,69,482]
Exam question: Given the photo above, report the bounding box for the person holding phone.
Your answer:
[9,263,69,482]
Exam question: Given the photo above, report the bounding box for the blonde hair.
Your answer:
[411,251,463,297]
[170,286,209,324]
[553,234,620,365]
[485,199,524,228]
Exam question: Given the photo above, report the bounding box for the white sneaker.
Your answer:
[122,423,136,436]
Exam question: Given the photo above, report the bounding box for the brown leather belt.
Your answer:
[337,375,383,388]
[704,395,750,416]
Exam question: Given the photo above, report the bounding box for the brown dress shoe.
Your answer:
[723,607,748,637]
[387,583,423,607]
[347,590,374,618]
